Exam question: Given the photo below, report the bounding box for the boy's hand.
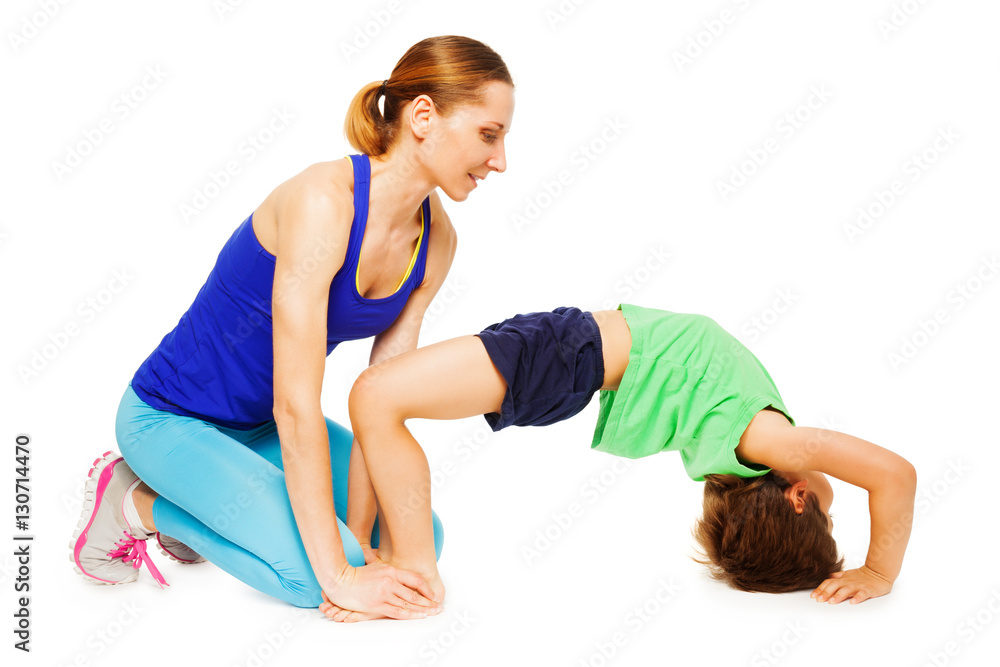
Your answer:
[811,565,893,604]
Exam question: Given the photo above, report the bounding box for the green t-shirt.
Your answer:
[591,304,794,481]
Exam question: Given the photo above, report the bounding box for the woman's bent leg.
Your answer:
[116,386,326,607]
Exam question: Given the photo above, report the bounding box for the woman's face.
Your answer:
[423,81,515,201]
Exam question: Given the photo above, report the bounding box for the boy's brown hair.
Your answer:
[692,472,844,593]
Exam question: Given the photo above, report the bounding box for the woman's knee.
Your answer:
[284,582,323,609]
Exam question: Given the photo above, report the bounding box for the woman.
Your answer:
[70,35,515,621]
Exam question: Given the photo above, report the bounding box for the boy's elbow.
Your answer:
[893,457,918,491]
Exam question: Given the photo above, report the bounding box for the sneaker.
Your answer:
[70,451,168,588]
[156,533,205,564]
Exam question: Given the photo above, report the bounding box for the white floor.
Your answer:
[5,1,1000,665]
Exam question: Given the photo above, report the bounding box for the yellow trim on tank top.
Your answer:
[356,204,425,297]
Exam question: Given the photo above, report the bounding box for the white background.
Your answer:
[3,1,999,665]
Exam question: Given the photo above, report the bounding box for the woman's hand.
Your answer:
[318,560,442,622]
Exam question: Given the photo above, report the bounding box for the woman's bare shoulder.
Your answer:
[255,158,355,256]
[278,158,355,200]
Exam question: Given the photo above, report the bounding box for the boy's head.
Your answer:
[692,472,844,593]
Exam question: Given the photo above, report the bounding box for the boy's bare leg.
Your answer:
[349,335,506,597]
[374,495,392,562]
[346,437,379,561]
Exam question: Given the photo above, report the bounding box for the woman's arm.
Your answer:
[345,194,457,555]
[736,410,918,603]
[271,178,438,619]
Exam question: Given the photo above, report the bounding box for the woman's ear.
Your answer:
[782,479,809,514]
[408,95,434,139]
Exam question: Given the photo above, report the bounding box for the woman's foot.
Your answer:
[155,534,206,564]
[126,479,205,564]
[70,451,168,587]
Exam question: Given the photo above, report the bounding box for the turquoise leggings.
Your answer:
[114,384,443,607]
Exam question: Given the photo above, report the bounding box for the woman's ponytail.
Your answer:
[343,80,388,156]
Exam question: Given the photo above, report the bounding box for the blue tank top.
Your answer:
[131,154,432,429]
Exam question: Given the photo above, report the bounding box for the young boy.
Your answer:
[324,305,916,622]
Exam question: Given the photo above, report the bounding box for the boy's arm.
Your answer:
[736,412,918,604]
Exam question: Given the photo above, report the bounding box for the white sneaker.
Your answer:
[156,533,205,564]
[70,451,168,587]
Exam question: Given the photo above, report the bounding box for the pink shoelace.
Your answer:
[108,531,169,588]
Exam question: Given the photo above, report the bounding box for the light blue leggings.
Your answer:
[115,384,443,608]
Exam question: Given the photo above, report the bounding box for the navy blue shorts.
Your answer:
[475,307,605,430]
